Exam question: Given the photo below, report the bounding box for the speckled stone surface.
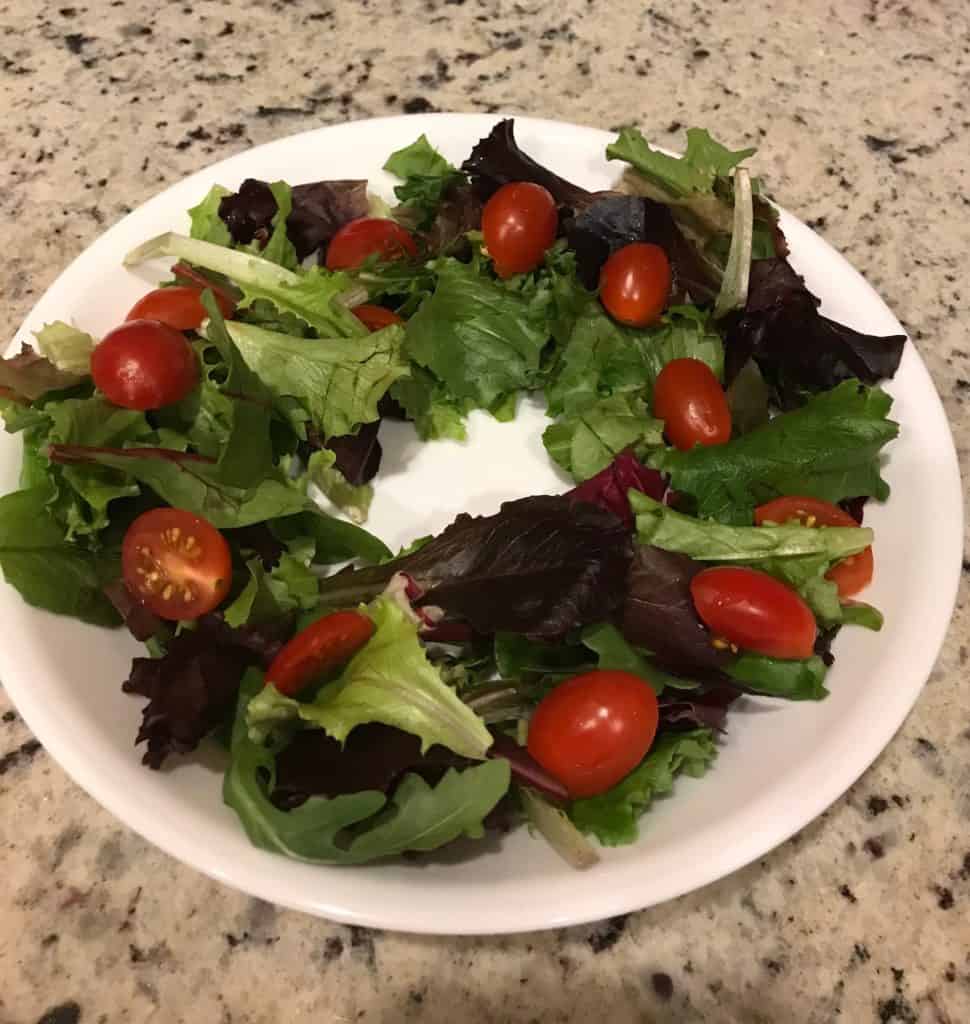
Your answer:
[1,1,968,1021]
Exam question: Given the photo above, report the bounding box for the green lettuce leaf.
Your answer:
[306,448,373,524]
[726,653,829,700]
[546,303,723,417]
[191,292,276,487]
[224,320,408,439]
[0,487,120,626]
[543,394,663,481]
[404,258,551,409]
[631,492,872,562]
[46,397,153,538]
[223,540,320,629]
[247,596,493,759]
[269,511,391,566]
[384,134,465,230]
[33,322,95,376]
[651,382,899,524]
[579,622,663,694]
[569,729,717,845]
[607,126,755,199]
[390,366,470,441]
[224,670,510,864]
[188,184,233,245]
[124,233,366,339]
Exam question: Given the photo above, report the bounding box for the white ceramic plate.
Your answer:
[1,115,962,935]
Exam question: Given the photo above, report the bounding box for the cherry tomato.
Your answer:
[325,218,417,270]
[653,357,731,451]
[599,242,671,326]
[171,262,239,312]
[266,611,375,697]
[352,304,404,331]
[690,566,816,660]
[122,508,232,621]
[91,320,198,410]
[481,182,558,278]
[126,286,234,332]
[754,495,874,598]
[527,670,659,798]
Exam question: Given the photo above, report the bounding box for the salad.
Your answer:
[0,120,906,868]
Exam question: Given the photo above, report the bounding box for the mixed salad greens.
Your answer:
[0,120,906,868]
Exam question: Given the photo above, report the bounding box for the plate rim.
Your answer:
[1,112,963,934]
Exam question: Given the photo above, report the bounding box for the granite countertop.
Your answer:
[1,0,968,1021]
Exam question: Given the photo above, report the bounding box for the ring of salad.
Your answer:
[0,120,905,869]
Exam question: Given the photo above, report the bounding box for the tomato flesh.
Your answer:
[325,218,417,270]
[266,610,375,697]
[122,508,232,621]
[690,566,816,660]
[352,304,404,331]
[482,182,558,278]
[599,242,672,326]
[126,286,233,332]
[527,670,659,798]
[653,357,731,450]
[91,319,198,410]
[754,496,874,598]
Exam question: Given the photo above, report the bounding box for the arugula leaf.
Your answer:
[33,322,96,376]
[225,671,510,864]
[224,320,408,439]
[543,394,663,481]
[247,597,493,759]
[124,233,367,339]
[726,653,829,700]
[580,622,664,694]
[631,492,872,562]
[188,184,233,245]
[344,759,510,859]
[608,127,755,199]
[390,366,470,441]
[384,134,466,230]
[652,382,899,524]
[306,448,373,524]
[569,729,717,845]
[546,303,723,417]
[404,258,551,409]
[0,487,120,626]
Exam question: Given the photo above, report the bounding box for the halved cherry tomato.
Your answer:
[599,242,671,326]
[527,670,659,798]
[265,611,375,697]
[122,508,232,621]
[352,304,404,332]
[91,319,198,410]
[126,286,234,332]
[690,566,816,660]
[754,496,874,598]
[481,181,558,277]
[653,357,731,450]
[325,218,417,270]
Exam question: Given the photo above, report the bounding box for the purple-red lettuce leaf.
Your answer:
[725,257,906,408]
[621,544,732,676]
[566,194,720,302]
[218,178,370,262]
[567,450,667,530]
[316,495,634,640]
[103,579,166,642]
[461,119,596,211]
[123,614,294,769]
